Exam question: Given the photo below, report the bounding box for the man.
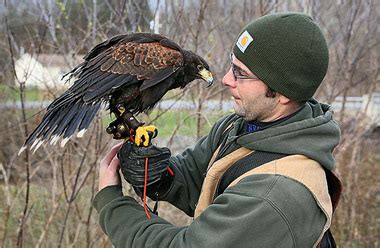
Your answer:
[94,12,341,247]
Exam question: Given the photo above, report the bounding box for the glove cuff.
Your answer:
[134,169,174,200]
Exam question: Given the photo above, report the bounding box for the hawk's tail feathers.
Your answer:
[18,101,101,155]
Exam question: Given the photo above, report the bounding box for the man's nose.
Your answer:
[222,68,236,88]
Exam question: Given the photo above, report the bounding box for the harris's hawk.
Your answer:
[19,33,213,154]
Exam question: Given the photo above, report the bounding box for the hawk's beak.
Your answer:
[199,68,213,87]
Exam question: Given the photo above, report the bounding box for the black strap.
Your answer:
[319,170,341,248]
[319,229,337,248]
[216,151,288,196]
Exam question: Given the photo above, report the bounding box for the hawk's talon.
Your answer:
[135,125,157,147]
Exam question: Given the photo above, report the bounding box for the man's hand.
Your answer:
[98,142,123,191]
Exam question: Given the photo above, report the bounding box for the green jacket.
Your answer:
[93,99,341,247]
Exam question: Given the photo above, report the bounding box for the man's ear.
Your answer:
[278,94,292,105]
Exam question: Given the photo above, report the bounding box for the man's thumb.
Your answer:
[108,157,120,171]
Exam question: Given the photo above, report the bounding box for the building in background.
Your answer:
[14,53,82,90]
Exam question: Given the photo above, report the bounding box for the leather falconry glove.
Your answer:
[118,140,171,188]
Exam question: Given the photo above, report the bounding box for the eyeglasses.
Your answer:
[230,53,260,81]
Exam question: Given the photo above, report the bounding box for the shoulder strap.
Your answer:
[216,151,288,197]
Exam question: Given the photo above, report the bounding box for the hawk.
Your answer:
[19,33,213,154]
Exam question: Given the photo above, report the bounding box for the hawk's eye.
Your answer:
[197,65,203,70]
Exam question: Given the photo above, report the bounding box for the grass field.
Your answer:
[101,108,230,138]
[0,85,52,102]
[1,85,230,138]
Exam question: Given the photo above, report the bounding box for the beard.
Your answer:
[233,93,277,121]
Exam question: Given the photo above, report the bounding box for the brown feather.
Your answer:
[105,42,183,80]
[100,55,116,72]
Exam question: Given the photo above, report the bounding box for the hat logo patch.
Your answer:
[236,30,253,53]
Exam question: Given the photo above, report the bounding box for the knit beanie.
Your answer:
[233,12,329,102]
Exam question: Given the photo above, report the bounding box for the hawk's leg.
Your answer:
[134,124,158,146]
[119,111,158,146]
[106,104,130,139]
[106,117,130,139]
[106,105,157,146]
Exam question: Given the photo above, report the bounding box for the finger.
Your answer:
[112,142,124,150]
[101,142,124,166]
[108,156,120,171]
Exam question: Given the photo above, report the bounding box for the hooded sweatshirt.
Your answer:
[93,99,340,248]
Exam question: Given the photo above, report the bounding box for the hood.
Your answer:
[231,99,341,170]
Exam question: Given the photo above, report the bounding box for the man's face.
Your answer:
[222,54,279,122]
